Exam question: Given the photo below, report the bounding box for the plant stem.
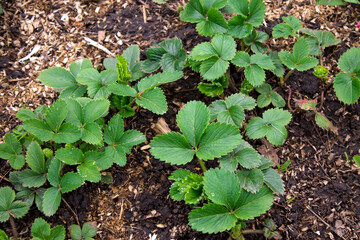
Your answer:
[226,70,237,93]
[281,69,295,86]
[9,215,19,240]
[62,197,80,225]
[198,159,207,173]
[241,40,245,51]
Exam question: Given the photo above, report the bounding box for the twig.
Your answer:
[306,205,346,240]
[319,90,324,110]
[0,172,10,183]
[142,5,147,23]
[62,197,80,225]
[119,199,124,222]
[8,78,31,82]
[83,37,115,57]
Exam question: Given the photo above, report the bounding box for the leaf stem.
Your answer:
[9,215,19,240]
[198,159,207,173]
[281,69,295,86]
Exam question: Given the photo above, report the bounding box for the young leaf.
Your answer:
[70,222,97,240]
[0,133,25,169]
[272,16,302,39]
[189,203,238,234]
[228,0,265,27]
[196,8,228,36]
[246,108,291,146]
[26,142,46,174]
[69,59,93,77]
[315,112,337,133]
[31,218,65,240]
[255,83,286,108]
[333,47,360,104]
[301,29,340,56]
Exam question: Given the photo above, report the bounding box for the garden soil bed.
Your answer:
[0,0,360,239]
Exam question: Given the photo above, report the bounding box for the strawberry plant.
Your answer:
[255,83,285,108]
[278,38,319,85]
[333,47,360,104]
[208,93,256,128]
[38,47,183,116]
[141,38,186,73]
[31,218,65,240]
[246,108,292,146]
[0,187,29,239]
[70,222,97,240]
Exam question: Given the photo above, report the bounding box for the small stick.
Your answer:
[319,90,324,110]
[306,205,346,240]
[287,86,293,111]
[119,199,125,222]
[0,172,10,183]
[83,37,115,57]
[142,5,147,23]
[62,197,80,226]
[8,78,30,82]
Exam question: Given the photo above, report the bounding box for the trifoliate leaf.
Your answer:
[52,123,81,144]
[0,133,24,169]
[211,35,236,60]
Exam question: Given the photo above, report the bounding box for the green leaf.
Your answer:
[246,118,268,141]
[82,222,97,238]
[263,168,284,194]
[211,35,236,60]
[272,23,294,39]
[83,99,109,124]
[146,47,167,62]
[217,105,245,127]
[31,218,51,239]
[228,15,253,39]
[0,186,15,212]
[283,16,302,32]
[225,93,256,110]
[17,108,36,121]
[8,201,30,219]
[17,170,47,188]
[247,0,266,27]
[278,51,297,69]
[56,147,84,165]
[200,0,227,11]
[233,185,273,220]
[232,51,251,67]
[136,88,167,114]
[43,187,61,216]
[116,55,132,83]
[47,158,62,187]
[9,155,26,170]
[333,73,360,104]
[250,54,275,70]
[177,101,209,147]
[338,47,360,74]
[203,168,241,209]
[150,132,195,165]
[263,108,292,125]
[296,57,318,71]
[219,141,260,170]
[0,229,10,240]
[316,0,346,5]
[52,123,81,143]
[244,64,266,86]
[70,225,82,240]
[142,60,160,73]
[85,152,112,170]
[200,56,229,80]
[137,71,184,92]
[0,133,22,160]
[23,119,53,141]
[268,51,285,77]
[198,82,224,97]
[77,160,101,182]
[77,69,116,99]
[160,51,186,71]
[82,122,102,145]
[196,8,228,36]
[69,59,93,77]
[209,100,227,121]
[59,85,87,98]
[354,155,360,167]
[191,42,218,61]
[60,172,83,193]
[38,67,76,88]
[228,0,249,17]
[315,112,337,133]
[180,0,206,23]
[197,122,242,161]
[115,130,145,154]
[26,142,46,174]
[159,38,183,57]
[103,114,124,145]
[50,225,66,240]
[256,83,285,108]
[108,84,137,97]
[237,169,264,193]
[123,45,140,70]
[45,99,67,132]
[189,203,237,234]
[105,146,126,166]
[293,38,309,61]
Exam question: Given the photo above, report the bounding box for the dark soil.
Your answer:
[1,0,360,239]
